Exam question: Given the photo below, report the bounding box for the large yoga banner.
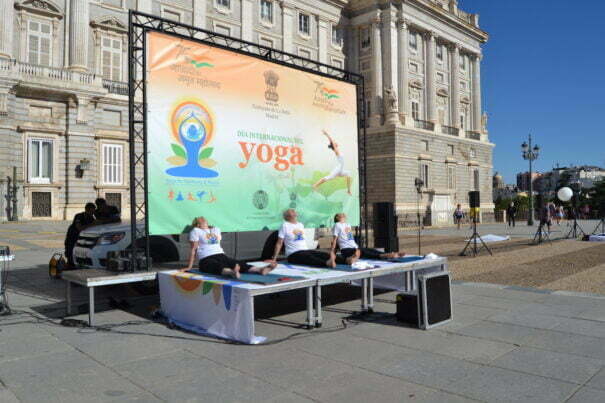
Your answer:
[146,32,359,234]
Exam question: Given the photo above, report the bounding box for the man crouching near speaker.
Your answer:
[270,209,337,268]
[331,213,406,265]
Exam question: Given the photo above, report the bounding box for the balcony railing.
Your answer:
[0,58,101,87]
[466,131,481,140]
[414,119,434,131]
[441,125,459,136]
[102,79,128,95]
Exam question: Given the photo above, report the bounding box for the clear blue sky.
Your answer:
[461,0,605,184]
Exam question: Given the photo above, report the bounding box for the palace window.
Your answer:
[27,20,52,66]
[409,32,418,51]
[448,165,456,189]
[260,0,273,23]
[101,37,122,81]
[436,44,443,62]
[421,140,429,152]
[411,101,420,120]
[101,144,123,185]
[470,147,477,159]
[298,13,310,35]
[332,25,344,47]
[28,138,53,184]
[448,144,455,155]
[420,163,430,188]
[460,113,466,129]
[460,54,467,70]
[216,0,231,9]
[360,27,370,49]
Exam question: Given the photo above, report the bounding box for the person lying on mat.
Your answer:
[181,216,276,278]
[270,209,337,268]
[331,213,405,265]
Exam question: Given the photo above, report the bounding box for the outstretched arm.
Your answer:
[321,130,334,144]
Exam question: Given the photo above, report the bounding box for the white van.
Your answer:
[72,222,318,269]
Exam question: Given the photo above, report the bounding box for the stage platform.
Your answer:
[159,256,447,343]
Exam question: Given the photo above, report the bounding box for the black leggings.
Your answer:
[287,250,332,267]
[340,248,384,260]
[199,253,252,276]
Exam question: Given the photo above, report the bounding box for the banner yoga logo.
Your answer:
[166,100,218,178]
[172,274,232,311]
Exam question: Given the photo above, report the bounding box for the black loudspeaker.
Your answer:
[600,200,605,218]
[469,191,480,208]
[396,272,452,330]
[536,194,544,210]
[373,202,399,252]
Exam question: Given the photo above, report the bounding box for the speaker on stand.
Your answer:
[373,202,399,253]
[591,200,605,235]
[533,193,551,244]
[460,191,492,257]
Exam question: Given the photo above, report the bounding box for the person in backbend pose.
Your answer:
[313,130,352,195]
[331,213,406,265]
[182,216,276,278]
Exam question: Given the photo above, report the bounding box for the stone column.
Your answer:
[449,44,460,128]
[69,0,89,72]
[193,0,206,29]
[382,9,398,125]
[241,0,254,41]
[0,0,14,59]
[397,18,409,124]
[370,16,383,126]
[281,3,295,54]
[471,53,482,133]
[425,31,436,124]
[318,17,329,64]
[348,26,359,72]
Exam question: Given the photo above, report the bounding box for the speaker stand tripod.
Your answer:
[460,217,493,257]
[591,218,605,235]
[565,215,586,239]
[533,221,552,244]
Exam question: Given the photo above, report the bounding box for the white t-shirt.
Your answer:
[332,222,358,250]
[189,227,224,260]
[278,221,308,257]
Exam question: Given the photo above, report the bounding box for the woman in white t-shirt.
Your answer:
[331,213,405,265]
[182,217,276,278]
[270,209,337,268]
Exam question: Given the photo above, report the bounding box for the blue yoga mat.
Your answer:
[388,256,425,263]
[187,270,306,285]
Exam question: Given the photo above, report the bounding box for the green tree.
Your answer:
[588,179,605,216]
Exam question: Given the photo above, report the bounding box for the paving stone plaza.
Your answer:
[1,220,604,402]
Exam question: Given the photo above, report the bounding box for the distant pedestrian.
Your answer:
[555,205,564,225]
[453,204,464,230]
[540,202,553,233]
[506,202,517,227]
[582,205,590,219]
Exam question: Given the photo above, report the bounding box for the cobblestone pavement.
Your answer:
[0,220,604,402]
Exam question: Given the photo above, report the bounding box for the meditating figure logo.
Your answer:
[166,100,218,178]
[293,229,305,241]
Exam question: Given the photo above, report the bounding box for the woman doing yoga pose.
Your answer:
[182,217,276,278]
[331,213,406,265]
[313,130,352,195]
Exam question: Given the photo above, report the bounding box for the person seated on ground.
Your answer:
[331,213,405,265]
[93,198,121,225]
[181,216,276,278]
[270,209,337,268]
[64,203,97,268]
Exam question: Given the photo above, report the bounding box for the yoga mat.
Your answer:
[187,270,306,285]
[388,256,425,263]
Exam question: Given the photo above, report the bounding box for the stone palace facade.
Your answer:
[0,0,492,225]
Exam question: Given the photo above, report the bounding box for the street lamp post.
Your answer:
[521,134,540,226]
